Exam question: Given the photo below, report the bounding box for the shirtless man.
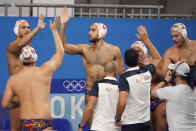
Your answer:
[1,16,64,130]
[152,23,196,131]
[6,14,45,130]
[161,23,196,78]
[59,7,124,104]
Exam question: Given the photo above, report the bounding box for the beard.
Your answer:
[89,37,98,43]
[176,39,185,47]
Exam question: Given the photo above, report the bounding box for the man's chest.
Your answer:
[83,49,115,64]
[171,49,196,65]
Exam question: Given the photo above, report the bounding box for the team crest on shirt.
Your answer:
[136,75,151,83]
[106,87,119,92]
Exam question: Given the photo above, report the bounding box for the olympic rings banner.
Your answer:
[50,79,87,131]
[51,79,86,93]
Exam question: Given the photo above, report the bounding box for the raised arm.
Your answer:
[59,7,83,55]
[41,16,64,74]
[115,47,125,75]
[136,25,161,60]
[7,14,45,53]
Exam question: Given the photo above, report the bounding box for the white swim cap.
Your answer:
[92,23,107,39]
[131,41,147,54]
[20,45,38,63]
[14,19,28,36]
[171,23,187,39]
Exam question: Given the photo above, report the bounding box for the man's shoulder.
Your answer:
[190,40,196,46]
[105,43,120,53]
[105,42,118,48]
[121,66,154,79]
[78,43,90,48]
[7,40,19,52]
[190,40,196,43]
[167,45,176,51]
[98,79,118,85]
[120,70,138,79]
[8,72,20,83]
[78,43,91,51]
[163,45,177,57]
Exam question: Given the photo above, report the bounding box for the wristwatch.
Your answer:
[115,116,121,122]
[163,79,168,85]
[78,123,84,128]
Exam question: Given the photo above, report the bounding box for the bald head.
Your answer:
[104,61,118,76]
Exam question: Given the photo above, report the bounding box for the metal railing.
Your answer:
[0,3,11,16]
[127,13,193,19]
[0,3,193,19]
[159,14,193,19]
[15,3,164,18]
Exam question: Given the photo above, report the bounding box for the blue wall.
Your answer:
[0,17,196,130]
[1,17,196,93]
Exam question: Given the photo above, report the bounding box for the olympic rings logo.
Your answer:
[63,80,86,92]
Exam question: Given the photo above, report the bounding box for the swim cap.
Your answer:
[20,45,38,63]
[14,19,28,36]
[131,41,147,54]
[168,61,190,77]
[171,23,187,39]
[92,23,107,39]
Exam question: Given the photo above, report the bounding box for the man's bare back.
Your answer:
[7,66,51,120]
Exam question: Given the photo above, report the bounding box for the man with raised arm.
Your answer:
[59,7,124,104]
[6,14,45,131]
[2,16,64,131]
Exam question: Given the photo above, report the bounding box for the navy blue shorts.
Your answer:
[121,121,150,131]
[188,65,196,88]
[85,89,90,95]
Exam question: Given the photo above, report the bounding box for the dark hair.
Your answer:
[23,62,34,66]
[124,48,139,67]
[178,75,189,81]
[176,73,194,89]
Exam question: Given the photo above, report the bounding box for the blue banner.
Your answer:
[51,79,86,94]
[50,79,86,131]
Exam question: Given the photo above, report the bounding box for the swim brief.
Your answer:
[150,98,165,112]
[20,119,52,131]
